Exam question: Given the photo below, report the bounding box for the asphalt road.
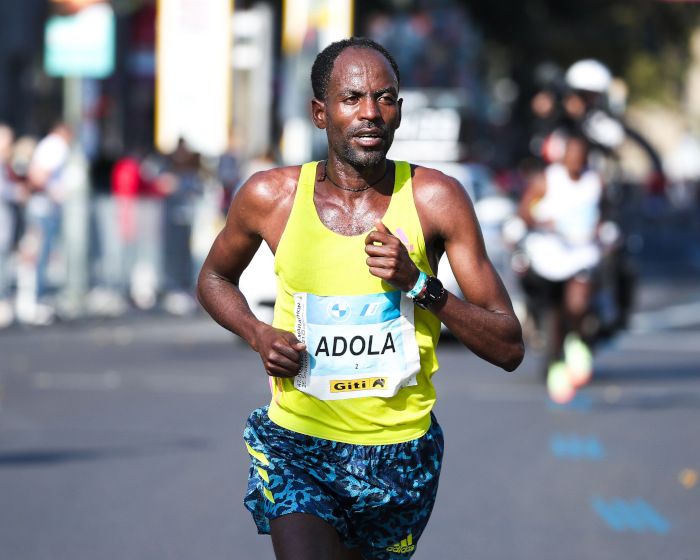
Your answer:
[0,219,699,560]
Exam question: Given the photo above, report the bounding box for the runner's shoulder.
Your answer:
[234,165,302,214]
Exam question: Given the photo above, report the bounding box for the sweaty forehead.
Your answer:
[329,47,397,92]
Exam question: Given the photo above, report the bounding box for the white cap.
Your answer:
[565,59,613,94]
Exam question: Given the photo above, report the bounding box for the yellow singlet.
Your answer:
[268,161,441,445]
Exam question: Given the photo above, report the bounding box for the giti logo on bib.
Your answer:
[293,291,421,400]
[330,377,388,393]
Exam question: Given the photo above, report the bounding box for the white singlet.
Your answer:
[525,163,602,281]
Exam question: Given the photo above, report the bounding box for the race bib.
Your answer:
[293,291,421,400]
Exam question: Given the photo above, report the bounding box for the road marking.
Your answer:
[550,434,604,460]
[591,497,671,534]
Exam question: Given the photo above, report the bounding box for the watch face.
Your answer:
[426,277,444,301]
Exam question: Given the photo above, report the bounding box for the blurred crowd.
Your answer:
[0,121,270,328]
[365,2,481,91]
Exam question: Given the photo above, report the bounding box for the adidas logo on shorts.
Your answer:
[386,533,415,554]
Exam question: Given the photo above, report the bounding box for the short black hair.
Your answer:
[566,130,591,150]
[310,37,400,101]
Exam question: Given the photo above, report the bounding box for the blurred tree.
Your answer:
[356,0,700,105]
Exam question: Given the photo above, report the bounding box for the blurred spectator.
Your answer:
[529,59,665,205]
[21,122,72,323]
[532,60,625,165]
[86,151,143,317]
[123,147,170,311]
[8,134,37,269]
[109,153,141,292]
[217,128,243,214]
[160,138,204,315]
[663,131,700,227]
[10,135,38,197]
[0,123,17,326]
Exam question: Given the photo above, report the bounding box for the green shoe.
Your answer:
[564,333,593,387]
[547,361,576,404]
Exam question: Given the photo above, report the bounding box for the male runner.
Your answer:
[518,133,604,403]
[197,37,524,560]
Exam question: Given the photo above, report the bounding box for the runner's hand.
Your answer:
[365,219,420,292]
[253,325,306,378]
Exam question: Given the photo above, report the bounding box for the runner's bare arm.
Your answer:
[197,169,305,378]
[517,171,548,228]
[419,169,523,370]
[365,167,524,372]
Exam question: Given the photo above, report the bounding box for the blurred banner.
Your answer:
[282,0,353,55]
[44,1,115,78]
[155,0,232,157]
[280,0,353,164]
[231,5,274,161]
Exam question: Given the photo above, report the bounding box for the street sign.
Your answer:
[44,3,115,78]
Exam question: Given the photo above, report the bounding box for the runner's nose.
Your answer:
[358,97,381,122]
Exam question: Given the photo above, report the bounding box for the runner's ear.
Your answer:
[311,98,327,130]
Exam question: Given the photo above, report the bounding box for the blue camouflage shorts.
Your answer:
[243,406,444,560]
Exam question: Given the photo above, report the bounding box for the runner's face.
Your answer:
[321,48,401,168]
[563,137,588,178]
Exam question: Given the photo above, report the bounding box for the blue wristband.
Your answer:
[406,270,428,299]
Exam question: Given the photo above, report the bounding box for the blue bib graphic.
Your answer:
[294,292,421,400]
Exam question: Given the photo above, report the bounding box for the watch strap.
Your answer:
[406,270,428,299]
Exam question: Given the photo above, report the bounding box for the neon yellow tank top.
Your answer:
[268,161,441,445]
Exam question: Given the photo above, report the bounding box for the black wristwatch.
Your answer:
[415,276,445,309]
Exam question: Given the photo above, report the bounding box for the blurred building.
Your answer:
[0,1,487,170]
[0,0,51,136]
[0,1,698,184]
